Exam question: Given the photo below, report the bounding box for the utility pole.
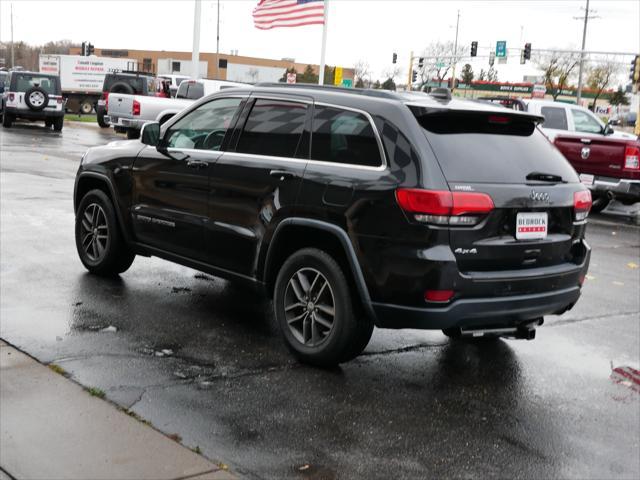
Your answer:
[215,0,220,79]
[407,51,414,91]
[575,0,599,105]
[10,3,15,68]
[450,10,460,92]
[191,0,202,79]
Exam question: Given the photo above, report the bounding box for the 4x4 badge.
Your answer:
[529,190,550,203]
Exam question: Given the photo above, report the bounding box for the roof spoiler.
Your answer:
[429,88,452,101]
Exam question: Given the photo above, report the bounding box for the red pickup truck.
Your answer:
[524,100,639,213]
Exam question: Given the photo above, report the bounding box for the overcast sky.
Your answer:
[1,0,638,83]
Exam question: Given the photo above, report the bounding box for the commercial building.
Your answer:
[68,47,354,84]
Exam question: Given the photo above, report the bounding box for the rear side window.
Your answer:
[571,109,602,134]
[540,106,568,130]
[311,106,382,167]
[236,99,307,157]
[413,109,578,184]
[176,82,204,100]
[12,74,60,94]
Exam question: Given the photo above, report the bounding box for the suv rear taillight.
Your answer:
[395,189,494,226]
[624,145,639,170]
[133,99,141,116]
[574,190,592,221]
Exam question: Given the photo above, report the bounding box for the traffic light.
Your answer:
[412,71,417,82]
[470,41,478,57]
[87,43,95,56]
[418,57,424,69]
[631,55,640,82]
[489,51,495,67]
[523,43,532,61]
[392,52,397,64]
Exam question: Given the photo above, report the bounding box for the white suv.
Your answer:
[2,71,65,131]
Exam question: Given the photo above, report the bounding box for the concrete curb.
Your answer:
[0,340,236,480]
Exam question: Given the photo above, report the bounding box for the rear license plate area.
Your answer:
[516,212,548,240]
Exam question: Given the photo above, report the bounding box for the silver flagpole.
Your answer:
[318,0,329,85]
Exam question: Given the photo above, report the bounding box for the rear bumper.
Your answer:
[104,115,145,130]
[371,242,590,330]
[5,107,63,119]
[590,176,640,200]
[373,286,581,329]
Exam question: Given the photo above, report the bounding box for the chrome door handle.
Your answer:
[187,160,209,169]
[269,169,297,180]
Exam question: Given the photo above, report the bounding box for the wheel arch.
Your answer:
[261,218,376,321]
[74,172,132,243]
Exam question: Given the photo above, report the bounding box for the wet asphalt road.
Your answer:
[1,122,639,480]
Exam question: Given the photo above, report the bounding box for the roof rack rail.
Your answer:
[254,82,400,100]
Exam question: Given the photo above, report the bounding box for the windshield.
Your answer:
[12,73,60,94]
[412,109,578,184]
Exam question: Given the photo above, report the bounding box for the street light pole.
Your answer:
[10,3,15,68]
[575,0,598,105]
[191,0,202,79]
[450,9,460,92]
[215,0,220,79]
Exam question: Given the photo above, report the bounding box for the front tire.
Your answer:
[75,189,135,276]
[274,248,373,367]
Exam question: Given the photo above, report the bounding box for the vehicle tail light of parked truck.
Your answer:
[133,99,141,116]
[625,146,639,170]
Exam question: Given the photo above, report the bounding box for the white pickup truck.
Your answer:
[105,79,246,139]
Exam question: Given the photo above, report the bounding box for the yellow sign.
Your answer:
[334,67,343,86]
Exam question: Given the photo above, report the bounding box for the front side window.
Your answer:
[311,106,383,167]
[165,97,243,151]
[235,99,307,157]
[540,106,568,130]
[571,109,602,134]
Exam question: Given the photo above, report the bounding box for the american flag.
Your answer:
[253,0,325,30]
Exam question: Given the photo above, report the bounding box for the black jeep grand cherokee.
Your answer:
[74,85,591,366]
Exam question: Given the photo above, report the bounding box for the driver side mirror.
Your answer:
[140,122,161,146]
[603,121,614,136]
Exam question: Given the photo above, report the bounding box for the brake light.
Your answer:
[573,190,592,221]
[624,145,639,170]
[133,99,141,116]
[395,189,494,226]
[488,115,510,124]
[425,290,454,303]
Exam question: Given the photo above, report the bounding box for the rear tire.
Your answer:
[75,189,135,276]
[126,129,140,140]
[45,119,53,128]
[79,100,93,115]
[274,248,373,367]
[96,106,109,128]
[2,113,12,128]
[590,193,610,213]
[53,117,63,132]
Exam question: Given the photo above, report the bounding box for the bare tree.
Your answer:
[382,65,402,83]
[536,50,581,100]
[353,60,372,88]
[418,41,468,85]
[587,60,619,109]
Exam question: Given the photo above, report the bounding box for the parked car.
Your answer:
[106,78,245,139]
[74,84,591,366]
[0,70,8,119]
[159,74,189,97]
[96,71,167,128]
[525,99,639,212]
[2,70,65,130]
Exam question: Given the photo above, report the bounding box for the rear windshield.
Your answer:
[176,82,204,100]
[412,109,578,184]
[102,74,146,94]
[11,73,60,94]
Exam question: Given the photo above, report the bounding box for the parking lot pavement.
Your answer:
[1,122,639,479]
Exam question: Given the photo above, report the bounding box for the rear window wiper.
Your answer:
[526,171,566,183]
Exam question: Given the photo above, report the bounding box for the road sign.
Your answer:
[286,73,296,84]
[334,66,343,86]
[341,79,353,88]
[496,41,507,58]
